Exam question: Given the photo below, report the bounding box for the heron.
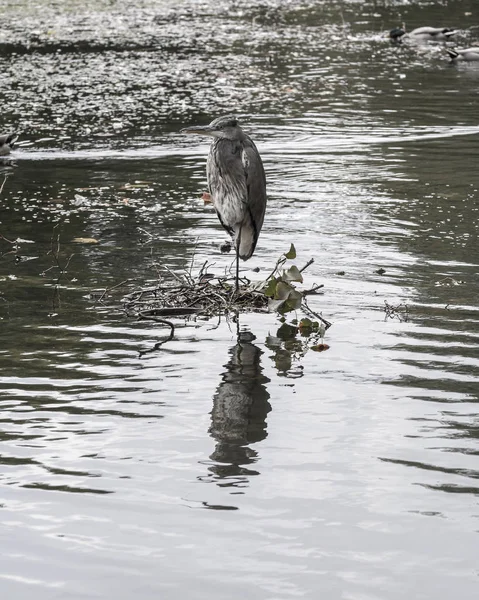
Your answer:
[0,133,18,156]
[181,115,267,292]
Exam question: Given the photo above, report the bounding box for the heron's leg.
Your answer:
[235,242,239,293]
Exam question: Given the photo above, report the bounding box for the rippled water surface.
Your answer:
[1,1,479,598]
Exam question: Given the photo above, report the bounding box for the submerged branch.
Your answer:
[137,314,175,356]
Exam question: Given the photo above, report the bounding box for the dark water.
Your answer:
[1,1,479,598]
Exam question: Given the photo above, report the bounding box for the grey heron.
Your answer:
[0,133,18,156]
[181,115,267,292]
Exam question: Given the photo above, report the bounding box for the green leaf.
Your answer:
[299,318,312,329]
[285,243,296,260]
[275,281,293,300]
[283,265,303,283]
[263,277,278,297]
[285,289,302,311]
[268,297,286,312]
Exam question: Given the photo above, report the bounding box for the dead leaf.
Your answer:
[311,344,330,352]
[72,237,99,244]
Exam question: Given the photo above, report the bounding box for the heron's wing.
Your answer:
[242,137,267,238]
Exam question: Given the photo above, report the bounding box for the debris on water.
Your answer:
[220,241,232,253]
[435,276,464,287]
[376,268,386,275]
[311,343,330,352]
[384,300,409,322]
[72,237,99,244]
[114,248,331,324]
[91,248,331,355]
[122,266,269,320]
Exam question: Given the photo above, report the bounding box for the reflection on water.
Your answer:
[1,0,479,598]
[205,332,271,491]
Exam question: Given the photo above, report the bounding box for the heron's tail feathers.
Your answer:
[236,216,258,261]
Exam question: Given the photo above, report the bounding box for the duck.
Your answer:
[0,133,18,156]
[390,26,457,42]
[447,47,479,61]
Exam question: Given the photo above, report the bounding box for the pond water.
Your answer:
[1,1,479,598]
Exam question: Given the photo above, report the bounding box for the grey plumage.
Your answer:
[181,115,267,288]
[0,133,18,156]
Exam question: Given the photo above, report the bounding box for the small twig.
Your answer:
[384,300,409,322]
[188,238,199,279]
[263,254,287,283]
[0,175,8,197]
[95,279,132,305]
[303,283,324,295]
[299,258,314,273]
[137,227,155,240]
[302,296,332,330]
[162,264,184,284]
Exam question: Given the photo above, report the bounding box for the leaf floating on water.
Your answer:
[284,243,296,260]
[298,317,313,333]
[72,237,99,244]
[311,344,330,352]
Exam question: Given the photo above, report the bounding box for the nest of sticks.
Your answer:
[93,257,328,355]
[123,261,268,321]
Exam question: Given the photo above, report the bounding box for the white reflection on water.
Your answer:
[1,0,479,598]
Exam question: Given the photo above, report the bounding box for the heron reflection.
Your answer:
[207,331,271,486]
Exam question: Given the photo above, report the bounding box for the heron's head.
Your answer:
[181,116,244,141]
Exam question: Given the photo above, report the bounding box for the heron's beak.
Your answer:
[180,125,215,137]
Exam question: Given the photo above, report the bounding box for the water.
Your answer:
[1,0,479,598]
